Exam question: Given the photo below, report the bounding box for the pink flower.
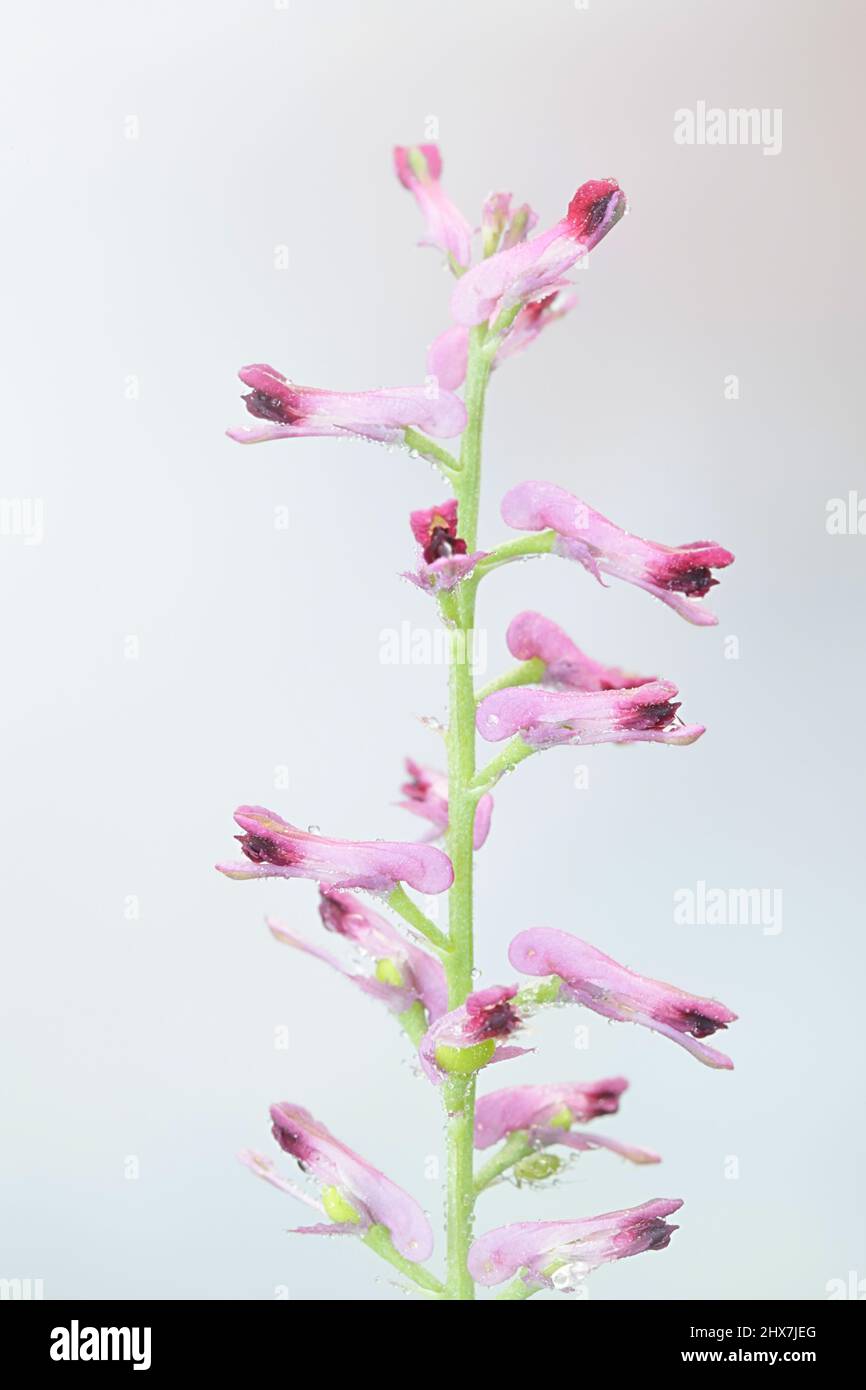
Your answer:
[506,610,654,691]
[399,758,494,851]
[481,192,539,256]
[501,482,734,625]
[419,985,529,1084]
[403,499,487,592]
[510,928,737,1069]
[474,1078,628,1147]
[468,1198,683,1289]
[474,1079,659,1168]
[451,178,626,326]
[227,363,466,446]
[476,680,705,749]
[267,887,448,1021]
[259,1103,434,1261]
[394,144,473,270]
[216,805,454,894]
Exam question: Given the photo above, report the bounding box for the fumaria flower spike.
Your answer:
[501,481,734,624]
[228,363,466,447]
[226,139,738,1300]
[510,927,737,1069]
[468,1198,683,1292]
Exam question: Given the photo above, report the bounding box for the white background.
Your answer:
[2,0,863,1299]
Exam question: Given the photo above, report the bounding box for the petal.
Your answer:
[266,919,415,1013]
[509,928,736,1069]
[506,610,653,691]
[427,324,469,391]
[393,144,473,268]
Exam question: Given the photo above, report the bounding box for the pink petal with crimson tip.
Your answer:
[474,1079,629,1148]
[506,610,653,692]
[419,985,530,1085]
[468,1198,683,1288]
[409,499,463,553]
[451,179,625,326]
[509,928,737,1069]
[270,1103,434,1262]
[393,144,473,269]
[501,481,734,626]
[218,805,453,895]
[230,363,466,444]
[427,324,469,391]
[476,681,704,750]
[317,888,448,1021]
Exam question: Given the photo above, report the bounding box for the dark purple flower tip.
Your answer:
[625,699,681,732]
[677,1008,729,1040]
[465,985,521,1042]
[235,832,298,867]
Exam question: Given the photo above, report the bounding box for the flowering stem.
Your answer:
[439,323,493,1300]
[442,1076,476,1299]
[386,885,451,953]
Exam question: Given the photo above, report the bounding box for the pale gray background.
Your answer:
[2,0,863,1300]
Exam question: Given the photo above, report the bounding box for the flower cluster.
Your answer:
[222,140,737,1300]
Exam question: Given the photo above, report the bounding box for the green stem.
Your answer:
[473,1130,533,1194]
[363,1224,448,1297]
[443,1076,476,1298]
[402,427,461,482]
[469,736,537,794]
[387,885,451,954]
[469,530,557,585]
[397,1000,430,1047]
[475,658,546,705]
[438,323,495,1301]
